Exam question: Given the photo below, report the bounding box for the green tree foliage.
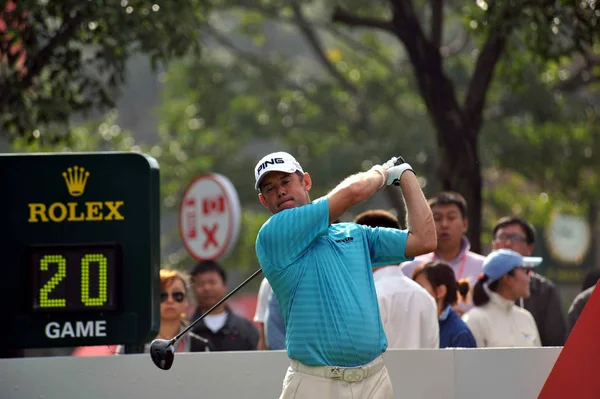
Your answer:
[154,0,598,264]
[9,109,137,153]
[153,38,436,269]
[7,0,599,274]
[481,44,600,235]
[327,0,600,252]
[0,0,208,142]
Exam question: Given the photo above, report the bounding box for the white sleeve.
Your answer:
[253,278,272,323]
[462,310,486,348]
[376,283,392,344]
[420,292,440,349]
[527,311,542,347]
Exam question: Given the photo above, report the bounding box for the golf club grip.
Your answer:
[170,268,264,344]
[391,156,404,186]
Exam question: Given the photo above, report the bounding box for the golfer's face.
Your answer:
[259,171,307,213]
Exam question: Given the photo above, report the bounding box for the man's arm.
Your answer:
[256,325,267,350]
[540,283,567,346]
[265,295,286,350]
[327,157,436,259]
[421,292,440,349]
[530,314,542,347]
[327,168,387,223]
[254,278,271,350]
[243,319,260,350]
[400,172,437,258]
[567,289,593,337]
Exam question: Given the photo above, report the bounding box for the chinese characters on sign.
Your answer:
[179,174,241,261]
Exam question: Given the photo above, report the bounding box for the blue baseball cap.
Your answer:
[483,249,542,283]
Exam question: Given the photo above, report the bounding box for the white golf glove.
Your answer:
[381,156,414,186]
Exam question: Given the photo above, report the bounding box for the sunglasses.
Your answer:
[494,233,528,243]
[160,291,185,303]
[514,266,533,275]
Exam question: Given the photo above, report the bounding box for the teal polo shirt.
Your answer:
[256,197,411,366]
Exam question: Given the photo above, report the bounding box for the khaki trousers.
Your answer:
[279,355,393,399]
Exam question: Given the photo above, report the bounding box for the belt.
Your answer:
[290,355,385,383]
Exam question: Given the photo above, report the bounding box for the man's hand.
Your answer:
[381,156,414,186]
[381,156,405,170]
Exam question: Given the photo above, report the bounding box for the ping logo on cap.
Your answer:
[254,151,304,190]
[256,157,285,175]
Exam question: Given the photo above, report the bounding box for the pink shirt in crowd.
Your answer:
[398,237,485,286]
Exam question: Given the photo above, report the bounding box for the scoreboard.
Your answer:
[0,152,160,348]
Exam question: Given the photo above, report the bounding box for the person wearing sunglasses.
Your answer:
[462,249,542,348]
[116,269,209,354]
[491,216,566,347]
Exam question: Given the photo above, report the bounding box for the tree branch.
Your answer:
[556,51,600,92]
[290,2,358,96]
[430,0,443,49]
[331,7,395,33]
[21,13,85,91]
[558,72,600,92]
[463,12,510,136]
[0,11,87,107]
[440,29,470,57]
[202,24,314,98]
[290,1,375,136]
[388,0,478,166]
[388,0,462,123]
[328,26,398,72]
[229,1,282,20]
[227,2,329,29]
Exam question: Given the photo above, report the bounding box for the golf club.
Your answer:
[386,156,406,186]
[150,267,263,370]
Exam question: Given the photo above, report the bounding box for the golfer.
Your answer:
[254,151,436,399]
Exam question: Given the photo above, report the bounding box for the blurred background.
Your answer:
[1,0,599,355]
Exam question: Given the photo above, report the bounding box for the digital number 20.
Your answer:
[39,254,108,307]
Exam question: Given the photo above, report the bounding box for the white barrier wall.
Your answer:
[0,348,561,399]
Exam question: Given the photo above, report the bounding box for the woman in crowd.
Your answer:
[413,261,477,348]
[462,249,541,348]
[117,268,209,353]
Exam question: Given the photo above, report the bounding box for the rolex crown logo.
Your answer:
[62,166,90,197]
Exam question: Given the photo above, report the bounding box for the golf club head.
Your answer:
[150,339,175,370]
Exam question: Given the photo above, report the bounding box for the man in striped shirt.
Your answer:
[254,151,436,399]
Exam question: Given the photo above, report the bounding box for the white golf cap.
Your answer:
[254,151,304,191]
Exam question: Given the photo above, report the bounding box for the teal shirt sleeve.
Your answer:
[357,225,414,267]
[256,197,330,272]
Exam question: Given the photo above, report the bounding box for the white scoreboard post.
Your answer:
[178,174,242,261]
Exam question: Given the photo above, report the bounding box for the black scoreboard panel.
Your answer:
[0,152,161,348]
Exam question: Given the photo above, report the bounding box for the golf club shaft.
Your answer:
[169,268,263,344]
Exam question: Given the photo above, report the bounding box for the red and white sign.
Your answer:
[179,174,242,261]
